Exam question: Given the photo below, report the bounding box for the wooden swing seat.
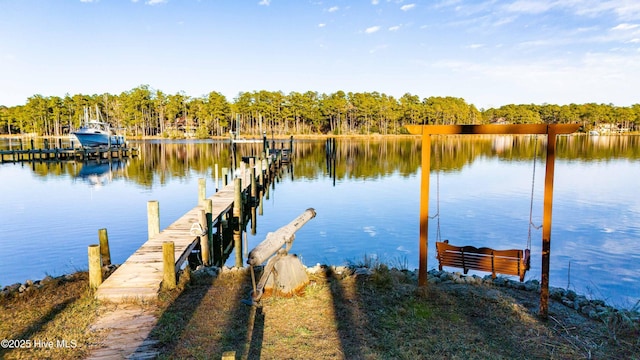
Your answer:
[436,240,530,282]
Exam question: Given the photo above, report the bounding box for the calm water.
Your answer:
[0,136,638,309]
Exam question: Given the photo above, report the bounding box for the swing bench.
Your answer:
[430,135,540,283]
[436,240,530,282]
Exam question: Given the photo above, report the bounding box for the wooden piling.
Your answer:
[257,156,264,188]
[205,198,214,265]
[222,167,229,186]
[148,200,160,240]
[98,228,111,267]
[222,351,236,360]
[250,165,257,201]
[198,178,206,206]
[233,177,243,268]
[199,209,210,266]
[214,163,219,192]
[162,241,176,290]
[88,244,102,289]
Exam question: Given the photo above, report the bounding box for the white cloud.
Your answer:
[467,43,484,49]
[369,44,389,53]
[365,26,381,34]
[318,23,326,28]
[328,6,339,13]
[401,4,416,11]
[146,0,167,4]
[504,0,555,14]
[389,25,401,31]
[371,0,379,5]
[80,0,98,3]
[611,23,640,30]
[258,0,270,6]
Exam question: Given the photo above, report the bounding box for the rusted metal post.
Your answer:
[539,126,558,319]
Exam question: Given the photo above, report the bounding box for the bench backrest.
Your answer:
[436,241,528,282]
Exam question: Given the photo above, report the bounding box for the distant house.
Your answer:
[595,123,629,134]
[490,117,510,125]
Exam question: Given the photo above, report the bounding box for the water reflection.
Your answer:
[75,159,128,188]
[0,135,638,309]
[3,135,638,183]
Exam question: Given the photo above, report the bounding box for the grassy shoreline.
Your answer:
[1,266,638,359]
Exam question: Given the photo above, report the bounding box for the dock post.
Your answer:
[148,200,160,240]
[198,178,206,206]
[88,244,102,289]
[250,161,257,202]
[233,177,243,267]
[205,199,214,265]
[214,163,219,192]
[222,167,229,186]
[257,156,264,189]
[98,228,111,267]
[162,241,176,290]
[199,209,211,266]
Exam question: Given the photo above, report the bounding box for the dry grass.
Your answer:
[1,268,637,359]
[151,266,639,360]
[0,272,103,360]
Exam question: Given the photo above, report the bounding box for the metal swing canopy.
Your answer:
[406,124,580,318]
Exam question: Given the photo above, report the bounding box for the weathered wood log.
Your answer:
[247,208,316,266]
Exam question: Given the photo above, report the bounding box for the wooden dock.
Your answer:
[94,156,278,302]
[0,145,137,163]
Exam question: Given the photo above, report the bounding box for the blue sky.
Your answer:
[1,0,639,109]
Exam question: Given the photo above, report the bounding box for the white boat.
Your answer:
[72,107,125,148]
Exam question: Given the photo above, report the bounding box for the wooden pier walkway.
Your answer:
[0,145,137,163]
[94,157,275,302]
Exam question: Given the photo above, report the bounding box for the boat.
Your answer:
[589,130,600,136]
[72,106,125,148]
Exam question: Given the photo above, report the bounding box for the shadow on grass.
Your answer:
[147,268,262,359]
[323,266,368,359]
[0,296,78,358]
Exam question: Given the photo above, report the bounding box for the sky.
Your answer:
[1,0,639,109]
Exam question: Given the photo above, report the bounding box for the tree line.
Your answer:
[1,85,639,137]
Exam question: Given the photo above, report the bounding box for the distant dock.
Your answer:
[0,145,138,163]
